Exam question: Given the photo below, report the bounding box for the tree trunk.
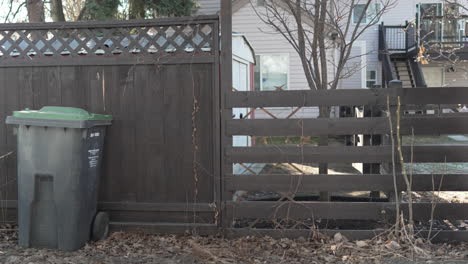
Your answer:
[129,0,146,19]
[51,0,66,22]
[27,0,45,22]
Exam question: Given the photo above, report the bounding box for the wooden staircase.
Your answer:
[392,59,415,88]
[379,22,427,88]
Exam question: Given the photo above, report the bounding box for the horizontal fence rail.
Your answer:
[226,116,468,136]
[227,202,468,221]
[226,146,468,163]
[227,87,468,107]
[225,174,468,192]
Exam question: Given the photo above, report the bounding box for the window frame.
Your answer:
[254,53,290,91]
[366,70,377,88]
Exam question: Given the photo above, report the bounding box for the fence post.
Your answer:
[405,20,409,52]
[220,0,233,232]
[366,103,382,200]
[383,80,403,203]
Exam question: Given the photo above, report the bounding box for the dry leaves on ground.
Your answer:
[1,228,468,264]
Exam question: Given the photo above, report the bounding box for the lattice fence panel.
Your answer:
[0,19,215,60]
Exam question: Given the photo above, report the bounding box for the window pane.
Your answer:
[367,70,376,80]
[353,4,366,23]
[260,54,288,90]
[420,3,442,16]
[367,3,381,23]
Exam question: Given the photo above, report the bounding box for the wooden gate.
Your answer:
[0,16,221,233]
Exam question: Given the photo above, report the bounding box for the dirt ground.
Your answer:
[1,228,468,264]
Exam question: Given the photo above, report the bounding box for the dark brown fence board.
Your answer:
[227,87,468,108]
[120,65,138,202]
[99,202,215,212]
[226,116,468,136]
[0,69,11,201]
[0,55,215,68]
[47,67,61,106]
[212,20,221,217]
[226,146,468,163]
[3,68,20,201]
[225,174,468,192]
[227,202,468,221]
[109,210,214,223]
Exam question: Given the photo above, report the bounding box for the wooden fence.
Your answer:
[1,11,468,242]
[0,16,221,233]
[222,81,468,241]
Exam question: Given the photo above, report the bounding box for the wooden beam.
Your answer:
[220,0,233,229]
[226,201,468,221]
[227,87,468,107]
[225,145,468,163]
[225,174,468,192]
[0,54,215,67]
[226,116,468,136]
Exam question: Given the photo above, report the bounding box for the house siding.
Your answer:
[233,0,321,118]
[194,0,220,15]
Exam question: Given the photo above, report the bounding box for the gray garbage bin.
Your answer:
[6,106,112,251]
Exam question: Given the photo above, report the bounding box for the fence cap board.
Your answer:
[0,15,219,30]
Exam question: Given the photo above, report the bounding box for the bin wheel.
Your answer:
[91,211,109,241]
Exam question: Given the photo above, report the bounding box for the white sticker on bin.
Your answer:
[88,149,100,168]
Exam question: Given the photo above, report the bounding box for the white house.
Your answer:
[195,0,468,96]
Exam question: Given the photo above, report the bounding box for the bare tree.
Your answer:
[254,0,395,200]
[50,0,66,21]
[26,0,44,22]
[2,0,27,22]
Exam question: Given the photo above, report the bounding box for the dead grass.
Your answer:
[1,228,468,264]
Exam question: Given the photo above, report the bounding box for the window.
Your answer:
[366,70,377,88]
[257,0,265,6]
[254,54,289,91]
[418,3,442,17]
[353,3,381,24]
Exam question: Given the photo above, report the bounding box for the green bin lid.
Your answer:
[12,106,112,121]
